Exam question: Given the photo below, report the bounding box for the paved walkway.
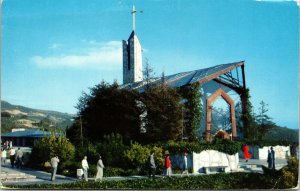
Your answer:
[0,158,288,187]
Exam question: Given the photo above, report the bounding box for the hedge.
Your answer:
[163,139,243,155]
[6,172,296,189]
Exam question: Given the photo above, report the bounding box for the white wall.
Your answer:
[258,146,290,160]
[192,150,239,173]
[238,145,290,160]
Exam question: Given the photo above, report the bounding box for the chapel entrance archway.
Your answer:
[205,88,236,141]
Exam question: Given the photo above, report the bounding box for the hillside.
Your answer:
[1,101,75,133]
[265,126,299,143]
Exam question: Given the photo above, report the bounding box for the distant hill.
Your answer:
[1,101,75,133]
[265,126,299,143]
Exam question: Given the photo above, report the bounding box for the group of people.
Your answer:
[1,147,23,169]
[243,144,276,170]
[149,151,189,178]
[81,155,105,182]
[50,155,104,182]
[4,144,289,182]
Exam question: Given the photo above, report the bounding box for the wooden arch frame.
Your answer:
[205,88,237,141]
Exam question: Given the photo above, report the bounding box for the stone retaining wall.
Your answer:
[192,150,239,173]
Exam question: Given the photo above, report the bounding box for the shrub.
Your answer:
[163,139,242,155]
[124,143,164,175]
[62,160,81,177]
[280,156,299,188]
[29,135,75,172]
[96,133,128,167]
[104,167,125,177]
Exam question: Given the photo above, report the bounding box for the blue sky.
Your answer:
[2,0,299,129]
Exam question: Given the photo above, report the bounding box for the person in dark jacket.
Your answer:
[270,147,275,170]
[267,149,272,169]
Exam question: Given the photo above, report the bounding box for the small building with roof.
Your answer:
[1,129,63,147]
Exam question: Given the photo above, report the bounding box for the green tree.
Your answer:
[67,80,142,144]
[143,57,155,91]
[96,133,128,167]
[255,101,275,140]
[141,85,183,143]
[124,142,163,173]
[29,135,75,171]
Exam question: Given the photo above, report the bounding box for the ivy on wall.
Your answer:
[178,83,203,141]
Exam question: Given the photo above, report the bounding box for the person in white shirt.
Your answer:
[50,156,60,181]
[1,149,7,166]
[82,156,89,181]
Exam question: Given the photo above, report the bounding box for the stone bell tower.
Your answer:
[123,5,143,84]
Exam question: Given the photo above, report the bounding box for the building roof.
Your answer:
[121,61,244,92]
[1,129,62,138]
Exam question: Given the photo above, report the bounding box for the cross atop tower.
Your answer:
[132,5,136,31]
[122,5,143,84]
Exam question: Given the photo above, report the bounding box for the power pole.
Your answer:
[80,115,83,147]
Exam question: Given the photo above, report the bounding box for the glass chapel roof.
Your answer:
[120,61,244,92]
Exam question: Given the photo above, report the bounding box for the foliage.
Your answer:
[255,101,275,140]
[177,83,202,141]
[61,160,81,177]
[72,133,128,170]
[29,135,75,172]
[262,156,299,189]
[240,88,255,139]
[104,167,125,177]
[143,57,155,91]
[68,81,142,144]
[96,133,129,167]
[140,85,183,143]
[264,126,298,142]
[124,142,164,174]
[1,117,24,133]
[163,139,242,155]
[7,172,291,190]
[279,157,299,188]
[239,90,277,141]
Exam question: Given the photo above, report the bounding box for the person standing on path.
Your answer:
[148,151,156,178]
[9,147,16,168]
[82,156,89,181]
[1,149,7,166]
[270,147,275,170]
[15,148,23,169]
[243,144,251,162]
[181,152,189,176]
[267,149,272,169]
[95,155,104,181]
[164,154,172,177]
[50,156,60,181]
